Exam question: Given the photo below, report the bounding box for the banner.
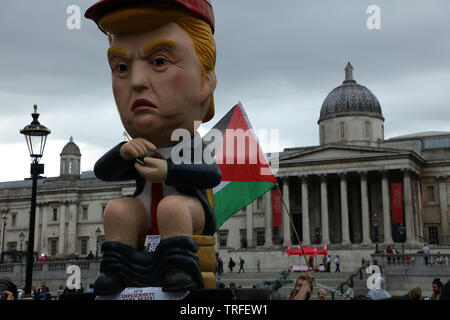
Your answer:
[272,189,282,227]
[391,182,404,223]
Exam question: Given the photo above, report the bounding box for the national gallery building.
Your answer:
[1,64,449,271]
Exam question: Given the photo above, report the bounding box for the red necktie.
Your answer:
[150,153,163,235]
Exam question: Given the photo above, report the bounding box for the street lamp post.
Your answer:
[1,210,8,264]
[20,105,51,297]
[95,227,101,259]
[372,213,379,253]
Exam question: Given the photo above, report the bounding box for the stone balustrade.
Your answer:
[0,260,100,292]
[371,253,450,276]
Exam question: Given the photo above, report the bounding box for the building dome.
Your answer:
[318,63,383,123]
[60,136,81,156]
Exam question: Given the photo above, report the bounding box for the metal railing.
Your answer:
[333,260,371,300]
[371,253,450,276]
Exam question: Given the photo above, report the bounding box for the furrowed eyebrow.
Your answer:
[107,47,128,58]
[143,39,177,54]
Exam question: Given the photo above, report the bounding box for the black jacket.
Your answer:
[94,140,221,235]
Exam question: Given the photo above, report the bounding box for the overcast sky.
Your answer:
[0,0,449,182]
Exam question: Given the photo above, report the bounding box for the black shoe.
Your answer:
[95,241,159,295]
[154,236,204,292]
[161,267,199,292]
[94,272,126,296]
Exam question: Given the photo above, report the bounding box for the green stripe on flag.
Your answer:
[213,181,276,230]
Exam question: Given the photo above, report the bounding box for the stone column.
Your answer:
[301,176,311,245]
[40,204,49,255]
[339,173,351,245]
[416,177,425,241]
[320,175,330,244]
[437,176,449,243]
[58,202,66,255]
[34,204,41,252]
[281,178,291,246]
[246,202,253,248]
[381,171,393,244]
[360,172,371,245]
[403,170,416,243]
[67,201,78,254]
[264,190,273,247]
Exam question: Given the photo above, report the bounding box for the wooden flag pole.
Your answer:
[123,131,131,141]
[276,184,316,286]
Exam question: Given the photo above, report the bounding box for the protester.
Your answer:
[430,278,443,300]
[441,280,450,300]
[366,277,391,300]
[86,251,94,260]
[31,285,38,300]
[216,278,225,289]
[386,246,393,265]
[289,269,326,300]
[238,257,245,273]
[0,277,17,300]
[422,244,430,265]
[228,257,236,273]
[56,285,64,300]
[322,255,328,271]
[37,281,51,300]
[401,286,422,300]
[326,255,331,273]
[335,255,341,272]
[344,283,354,300]
[217,257,224,276]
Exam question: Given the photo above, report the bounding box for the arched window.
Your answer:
[339,122,346,140]
[365,121,372,140]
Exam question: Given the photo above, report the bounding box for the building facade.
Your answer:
[1,64,449,271]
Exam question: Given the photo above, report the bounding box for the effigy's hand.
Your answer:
[120,138,156,161]
[135,156,167,183]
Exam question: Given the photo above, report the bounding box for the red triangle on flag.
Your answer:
[215,104,277,183]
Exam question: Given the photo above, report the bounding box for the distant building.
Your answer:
[1,64,449,270]
[217,63,450,262]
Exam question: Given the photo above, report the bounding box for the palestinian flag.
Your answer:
[204,102,277,230]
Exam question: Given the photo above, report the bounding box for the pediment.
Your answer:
[280,145,404,164]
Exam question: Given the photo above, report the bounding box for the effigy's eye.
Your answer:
[116,63,130,72]
[152,58,167,66]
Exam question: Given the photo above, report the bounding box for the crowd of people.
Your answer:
[0,278,95,300]
[383,244,449,266]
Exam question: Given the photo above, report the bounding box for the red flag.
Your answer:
[272,189,282,227]
[391,183,404,223]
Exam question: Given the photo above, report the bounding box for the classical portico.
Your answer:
[277,155,423,247]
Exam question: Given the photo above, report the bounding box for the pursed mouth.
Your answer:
[131,99,158,111]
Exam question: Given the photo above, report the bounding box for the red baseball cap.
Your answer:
[85,0,215,33]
